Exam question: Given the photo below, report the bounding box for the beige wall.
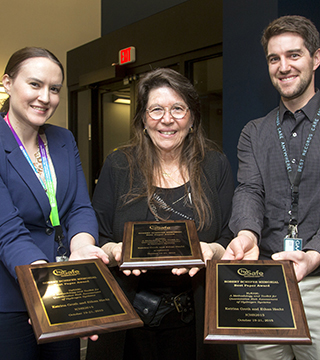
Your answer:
[0,0,101,128]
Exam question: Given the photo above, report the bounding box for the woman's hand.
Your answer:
[69,244,109,264]
[82,334,99,342]
[172,242,225,277]
[202,242,225,261]
[102,242,122,266]
[69,233,109,264]
[102,242,146,276]
[31,260,47,265]
[171,266,199,277]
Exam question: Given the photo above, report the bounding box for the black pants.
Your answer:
[0,312,80,360]
[124,310,196,360]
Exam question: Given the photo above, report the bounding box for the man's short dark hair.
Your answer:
[261,15,320,57]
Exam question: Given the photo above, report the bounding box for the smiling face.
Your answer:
[2,57,63,132]
[267,32,320,110]
[144,86,193,158]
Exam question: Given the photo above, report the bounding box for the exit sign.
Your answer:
[119,47,136,65]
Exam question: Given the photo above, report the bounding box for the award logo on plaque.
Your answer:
[120,220,205,269]
[204,260,311,344]
[16,259,143,344]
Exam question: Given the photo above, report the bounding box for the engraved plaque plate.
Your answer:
[204,260,311,344]
[120,220,205,269]
[16,259,143,344]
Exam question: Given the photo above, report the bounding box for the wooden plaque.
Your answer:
[120,220,205,269]
[204,260,311,344]
[16,259,143,344]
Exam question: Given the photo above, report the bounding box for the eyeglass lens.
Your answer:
[147,105,188,120]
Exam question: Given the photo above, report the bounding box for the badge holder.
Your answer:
[55,225,68,262]
[284,224,302,251]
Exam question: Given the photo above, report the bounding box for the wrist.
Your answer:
[70,233,95,252]
[208,243,225,259]
[102,242,121,265]
[306,250,320,273]
[238,230,258,244]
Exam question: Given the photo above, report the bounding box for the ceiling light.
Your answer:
[113,97,130,105]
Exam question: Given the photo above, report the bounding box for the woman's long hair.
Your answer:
[119,68,220,230]
[1,47,64,113]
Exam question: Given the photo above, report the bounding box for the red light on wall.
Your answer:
[119,46,136,65]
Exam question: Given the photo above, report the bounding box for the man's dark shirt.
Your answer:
[229,91,320,262]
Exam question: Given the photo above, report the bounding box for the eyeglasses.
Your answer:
[146,105,189,120]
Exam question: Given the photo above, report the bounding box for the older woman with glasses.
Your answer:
[86,68,238,360]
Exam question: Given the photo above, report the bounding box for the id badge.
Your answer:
[56,255,69,262]
[283,237,302,251]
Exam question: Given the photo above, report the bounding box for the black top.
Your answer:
[89,148,236,360]
[93,148,234,249]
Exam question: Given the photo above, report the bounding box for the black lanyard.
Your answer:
[276,108,320,237]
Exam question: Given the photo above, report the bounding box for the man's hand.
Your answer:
[222,230,259,260]
[172,242,225,277]
[272,250,320,282]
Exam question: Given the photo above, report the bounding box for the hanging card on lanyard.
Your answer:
[4,114,68,261]
[276,108,320,251]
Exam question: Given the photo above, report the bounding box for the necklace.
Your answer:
[161,165,188,187]
[151,190,193,221]
[162,166,179,176]
[162,172,184,186]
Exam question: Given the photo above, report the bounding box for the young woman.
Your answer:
[0,47,108,360]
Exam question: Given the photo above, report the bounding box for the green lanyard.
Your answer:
[5,115,67,260]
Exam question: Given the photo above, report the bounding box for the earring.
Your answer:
[189,126,194,133]
[143,128,148,136]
